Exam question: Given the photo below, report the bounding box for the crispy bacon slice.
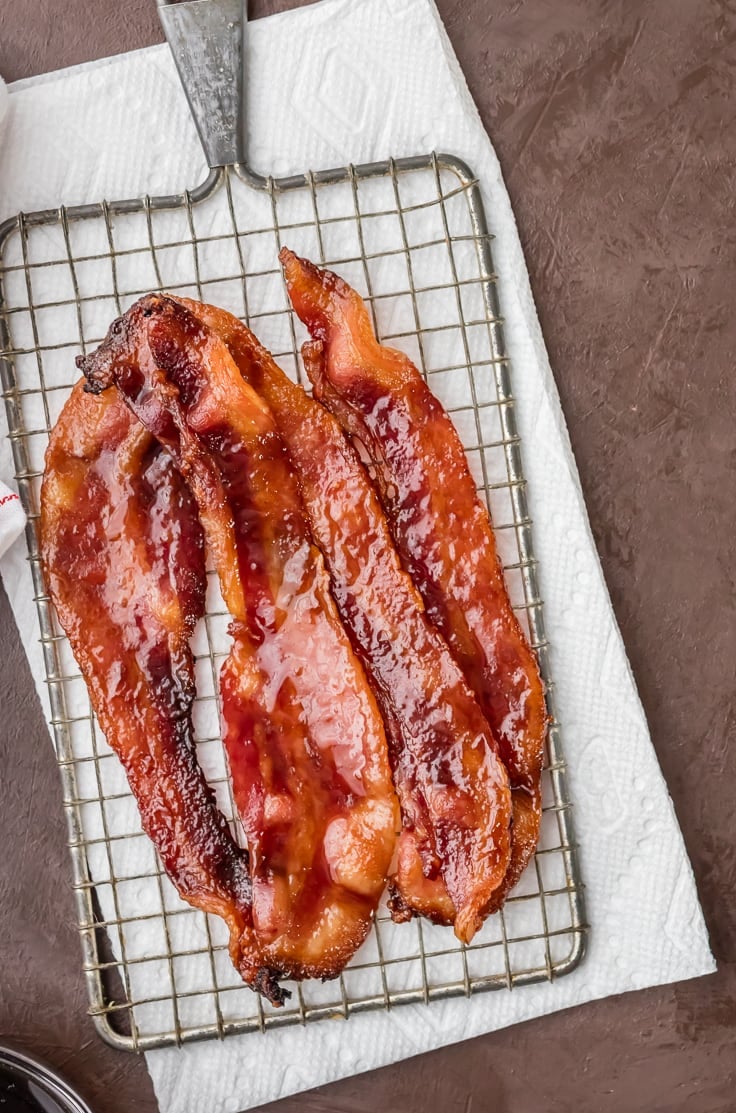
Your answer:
[175,297,511,943]
[39,381,287,1001]
[81,297,398,982]
[281,250,548,906]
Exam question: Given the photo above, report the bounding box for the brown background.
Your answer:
[1,1,734,1110]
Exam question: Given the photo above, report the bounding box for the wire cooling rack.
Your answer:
[0,153,586,1052]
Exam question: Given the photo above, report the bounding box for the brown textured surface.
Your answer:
[0,1,733,1111]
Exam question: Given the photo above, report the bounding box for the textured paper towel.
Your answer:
[0,76,8,135]
[0,1,714,1111]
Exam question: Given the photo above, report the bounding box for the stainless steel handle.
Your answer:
[157,0,245,169]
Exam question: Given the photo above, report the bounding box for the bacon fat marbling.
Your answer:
[280,250,548,906]
[175,297,511,943]
[80,297,398,985]
[39,381,287,1000]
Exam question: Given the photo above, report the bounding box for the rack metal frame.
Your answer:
[0,146,586,1051]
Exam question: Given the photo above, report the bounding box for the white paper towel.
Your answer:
[0,76,27,556]
[0,76,8,136]
[0,479,25,558]
[0,1,714,1111]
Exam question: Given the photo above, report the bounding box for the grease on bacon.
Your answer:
[40,381,286,1000]
[174,297,511,944]
[81,297,398,984]
[280,249,548,909]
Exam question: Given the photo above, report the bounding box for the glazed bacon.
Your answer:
[175,297,511,944]
[39,382,284,1000]
[81,296,398,983]
[281,250,548,905]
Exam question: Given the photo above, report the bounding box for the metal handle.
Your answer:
[157,0,245,169]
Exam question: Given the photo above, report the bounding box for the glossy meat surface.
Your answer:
[39,381,279,996]
[81,297,398,982]
[176,297,511,943]
[281,250,548,903]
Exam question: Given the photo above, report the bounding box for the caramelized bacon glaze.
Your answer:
[281,250,548,907]
[39,382,289,1001]
[175,297,511,943]
[81,297,398,984]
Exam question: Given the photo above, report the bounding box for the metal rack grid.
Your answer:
[0,152,586,1052]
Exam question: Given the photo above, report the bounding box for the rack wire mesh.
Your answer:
[0,152,586,1052]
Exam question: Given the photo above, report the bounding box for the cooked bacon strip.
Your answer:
[175,297,511,943]
[81,297,398,982]
[281,250,548,905]
[39,381,286,1002]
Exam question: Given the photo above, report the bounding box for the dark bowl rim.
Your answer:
[0,1043,95,1113]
